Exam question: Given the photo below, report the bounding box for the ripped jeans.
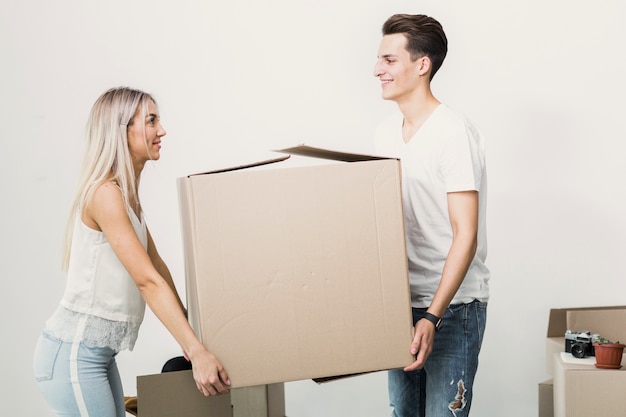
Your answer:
[388,300,487,417]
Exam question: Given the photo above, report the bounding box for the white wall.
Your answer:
[2,1,625,416]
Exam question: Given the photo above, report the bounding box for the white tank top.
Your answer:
[46,207,147,352]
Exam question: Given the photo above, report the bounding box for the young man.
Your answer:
[373,14,490,417]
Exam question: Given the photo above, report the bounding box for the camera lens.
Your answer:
[571,343,586,358]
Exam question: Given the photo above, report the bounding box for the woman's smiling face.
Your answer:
[127,99,166,169]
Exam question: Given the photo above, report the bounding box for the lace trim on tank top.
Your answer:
[45,306,141,352]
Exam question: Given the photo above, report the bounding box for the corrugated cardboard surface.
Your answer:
[538,379,554,417]
[545,306,626,374]
[552,353,626,417]
[137,371,286,417]
[137,371,232,417]
[231,384,285,417]
[545,337,562,374]
[178,151,414,388]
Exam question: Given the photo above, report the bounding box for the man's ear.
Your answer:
[416,56,432,77]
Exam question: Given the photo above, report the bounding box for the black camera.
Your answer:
[564,330,599,358]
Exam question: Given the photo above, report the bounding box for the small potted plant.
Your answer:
[593,336,625,369]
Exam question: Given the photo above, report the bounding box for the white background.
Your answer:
[2,1,625,416]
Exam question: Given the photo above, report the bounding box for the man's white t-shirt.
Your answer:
[375,104,490,308]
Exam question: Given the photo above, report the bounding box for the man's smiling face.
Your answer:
[374,33,424,103]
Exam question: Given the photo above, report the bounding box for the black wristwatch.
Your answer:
[421,312,443,331]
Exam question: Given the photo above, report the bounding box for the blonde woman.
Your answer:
[33,87,230,417]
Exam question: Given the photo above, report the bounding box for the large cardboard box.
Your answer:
[545,306,626,374]
[137,371,285,417]
[552,352,626,417]
[177,146,414,388]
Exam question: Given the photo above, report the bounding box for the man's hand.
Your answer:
[404,318,436,371]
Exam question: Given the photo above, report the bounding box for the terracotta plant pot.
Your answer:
[593,342,625,369]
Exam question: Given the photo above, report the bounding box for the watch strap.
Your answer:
[422,312,443,331]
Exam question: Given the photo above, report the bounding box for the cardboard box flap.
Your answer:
[188,154,290,176]
[547,306,626,342]
[276,144,394,162]
[546,305,626,375]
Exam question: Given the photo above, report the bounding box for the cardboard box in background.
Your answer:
[552,353,626,417]
[137,371,231,417]
[231,384,285,417]
[177,146,414,388]
[545,306,626,374]
[537,379,553,417]
[137,371,285,417]
[541,306,626,417]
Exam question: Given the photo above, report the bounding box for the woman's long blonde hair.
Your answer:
[62,87,156,270]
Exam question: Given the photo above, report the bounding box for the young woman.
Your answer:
[33,87,230,417]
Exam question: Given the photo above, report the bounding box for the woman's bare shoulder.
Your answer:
[83,181,128,230]
[92,180,124,206]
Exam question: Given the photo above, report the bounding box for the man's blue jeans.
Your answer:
[388,300,487,417]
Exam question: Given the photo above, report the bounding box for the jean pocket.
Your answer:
[33,332,62,382]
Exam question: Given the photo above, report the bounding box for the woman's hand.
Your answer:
[188,347,231,396]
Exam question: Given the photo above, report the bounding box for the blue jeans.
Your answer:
[33,330,125,417]
[388,300,487,417]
